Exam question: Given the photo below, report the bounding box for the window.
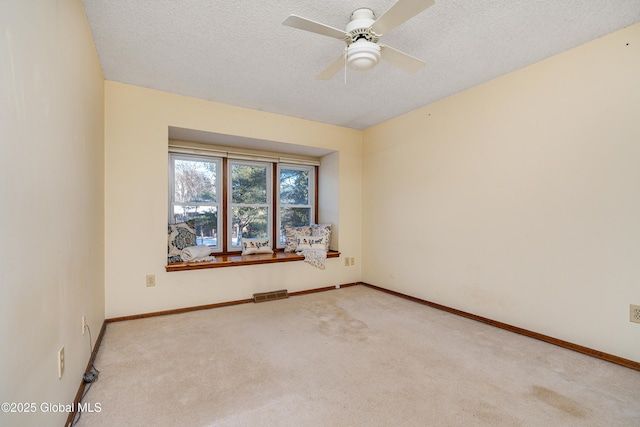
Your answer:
[228,160,272,250]
[169,154,222,251]
[169,150,316,254]
[277,164,315,246]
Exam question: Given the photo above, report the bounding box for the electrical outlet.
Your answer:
[58,346,65,379]
[350,257,355,266]
[146,274,156,287]
[82,315,87,335]
[344,257,350,267]
[631,304,640,324]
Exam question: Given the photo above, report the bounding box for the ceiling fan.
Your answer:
[283,0,435,80]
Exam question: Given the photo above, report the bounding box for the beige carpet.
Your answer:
[77,285,640,426]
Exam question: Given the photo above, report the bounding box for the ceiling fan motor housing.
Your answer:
[345,8,381,71]
[346,8,379,43]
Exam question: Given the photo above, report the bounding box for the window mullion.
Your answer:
[272,162,278,250]
[314,165,318,224]
[222,157,228,252]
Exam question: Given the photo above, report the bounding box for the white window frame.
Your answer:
[169,153,223,252]
[276,163,315,249]
[227,159,273,251]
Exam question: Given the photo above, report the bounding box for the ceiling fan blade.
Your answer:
[316,53,346,80]
[370,0,435,35]
[380,45,426,74]
[283,15,349,41]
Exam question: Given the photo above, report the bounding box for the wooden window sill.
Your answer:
[165,250,341,272]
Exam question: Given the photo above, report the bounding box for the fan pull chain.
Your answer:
[343,46,348,84]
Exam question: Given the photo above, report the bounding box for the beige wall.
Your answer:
[362,23,640,362]
[0,1,105,425]
[104,82,362,318]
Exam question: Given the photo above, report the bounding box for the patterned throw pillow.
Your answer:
[241,237,274,255]
[284,225,312,252]
[295,234,327,251]
[167,220,196,263]
[311,223,332,251]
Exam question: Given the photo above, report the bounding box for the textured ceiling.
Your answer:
[83,0,640,130]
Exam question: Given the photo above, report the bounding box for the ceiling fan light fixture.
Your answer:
[346,39,381,71]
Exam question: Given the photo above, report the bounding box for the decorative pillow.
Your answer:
[241,237,274,255]
[311,223,332,251]
[284,225,312,252]
[295,234,327,251]
[168,220,196,263]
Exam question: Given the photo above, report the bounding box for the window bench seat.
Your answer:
[166,250,341,272]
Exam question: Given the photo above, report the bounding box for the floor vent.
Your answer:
[253,289,289,303]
